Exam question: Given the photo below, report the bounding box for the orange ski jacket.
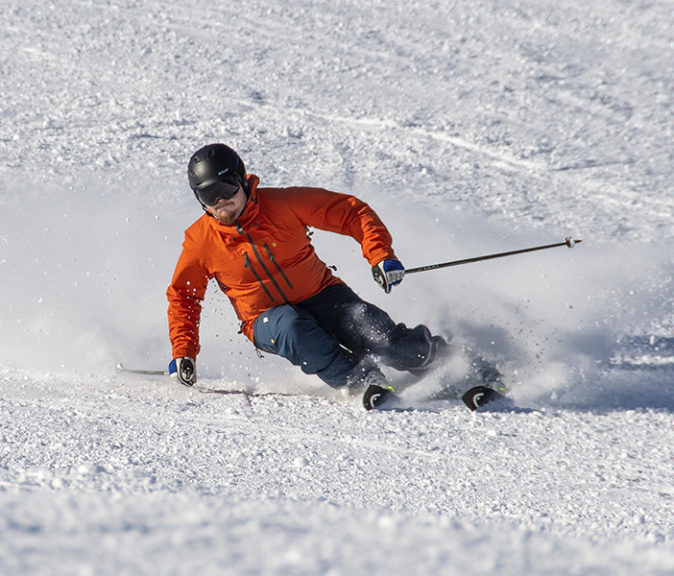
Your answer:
[167,175,397,359]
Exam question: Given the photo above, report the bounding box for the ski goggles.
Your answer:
[195,177,241,206]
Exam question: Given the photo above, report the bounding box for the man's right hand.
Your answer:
[168,357,197,387]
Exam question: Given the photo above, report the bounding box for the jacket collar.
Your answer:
[234,174,261,230]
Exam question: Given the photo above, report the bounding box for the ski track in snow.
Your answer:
[1,0,673,574]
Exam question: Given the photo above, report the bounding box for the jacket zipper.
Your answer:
[238,224,290,304]
[264,244,293,289]
[244,253,275,302]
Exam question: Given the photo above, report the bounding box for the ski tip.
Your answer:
[461,385,507,411]
[362,384,400,411]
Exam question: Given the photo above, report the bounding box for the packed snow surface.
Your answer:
[1,0,673,574]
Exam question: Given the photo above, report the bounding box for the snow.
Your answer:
[1,0,673,574]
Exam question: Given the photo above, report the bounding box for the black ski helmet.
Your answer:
[187,144,247,204]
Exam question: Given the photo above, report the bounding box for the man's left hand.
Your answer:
[372,259,405,293]
[169,357,197,387]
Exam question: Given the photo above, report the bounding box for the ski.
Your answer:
[116,362,510,412]
[461,385,508,411]
[115,362,168,376]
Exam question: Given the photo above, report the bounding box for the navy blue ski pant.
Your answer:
[252,283,437,388]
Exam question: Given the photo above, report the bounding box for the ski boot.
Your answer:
[408,335,453,377]
[461,356,509,410]
[347,363,399,410]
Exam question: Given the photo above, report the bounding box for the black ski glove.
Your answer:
[168,357,197,387]
[372,259,405,293]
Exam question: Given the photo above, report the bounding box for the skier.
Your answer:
[167,143,451,410]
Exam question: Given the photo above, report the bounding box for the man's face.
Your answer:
[205,185,246,225]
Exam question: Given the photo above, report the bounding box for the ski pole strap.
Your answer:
[406,237,582,274]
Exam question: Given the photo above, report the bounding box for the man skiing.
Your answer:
[167,143,451,410]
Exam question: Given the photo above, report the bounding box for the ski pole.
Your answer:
[405,237,582,275]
